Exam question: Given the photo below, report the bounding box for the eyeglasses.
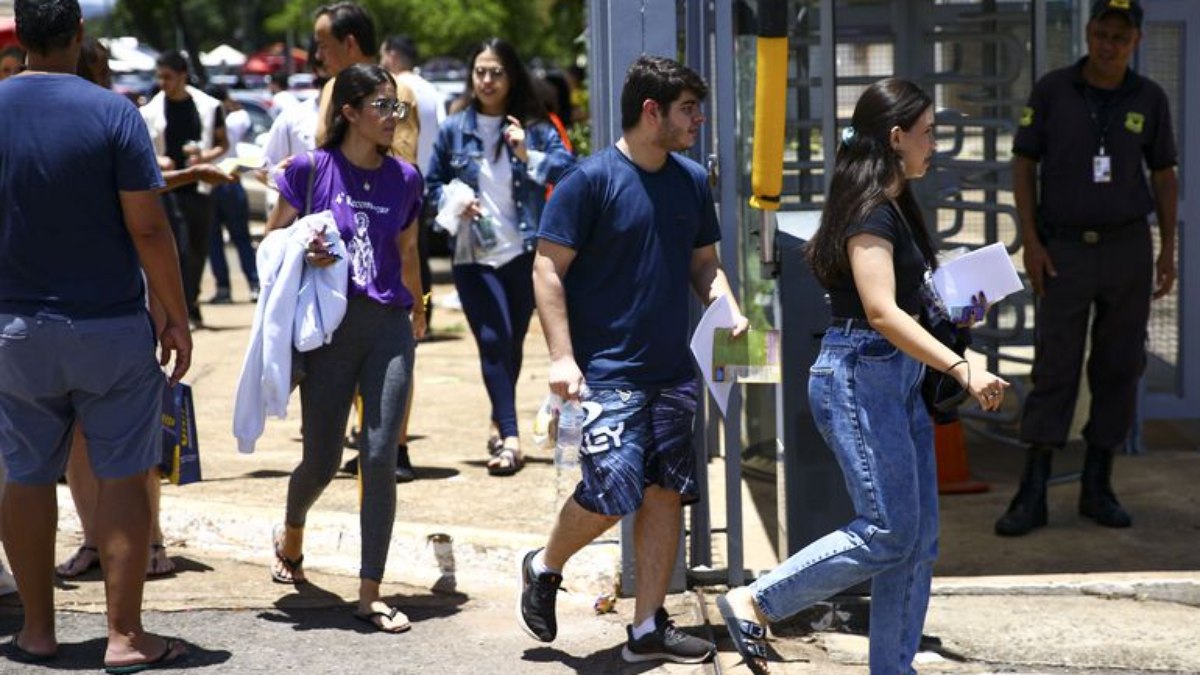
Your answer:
[474,66,506,81]
[368,98,410,119]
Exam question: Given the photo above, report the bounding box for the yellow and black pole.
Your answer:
[750,0,789,277]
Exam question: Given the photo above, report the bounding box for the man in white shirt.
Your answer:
[379,35,444,174]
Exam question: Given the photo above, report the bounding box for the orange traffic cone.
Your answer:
[934,417,989,494]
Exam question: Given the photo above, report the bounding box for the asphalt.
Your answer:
[1,247,1198,674]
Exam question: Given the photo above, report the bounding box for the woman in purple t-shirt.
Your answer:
[264,64,424,634]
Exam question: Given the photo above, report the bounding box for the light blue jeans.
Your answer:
[749,325,938,675]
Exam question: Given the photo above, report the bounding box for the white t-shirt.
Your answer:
[262,99,319,212]
[263,99,319,170]
[475,113,522,268]
[224,108,251,150]
[271,89,301,117]
[396,70,445,174]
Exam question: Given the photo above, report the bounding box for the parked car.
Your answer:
[229,89,274,145]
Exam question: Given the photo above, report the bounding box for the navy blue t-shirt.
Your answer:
[537,146,721,387]
[0,74,164,318]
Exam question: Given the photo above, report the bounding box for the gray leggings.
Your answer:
[286,295,414,582]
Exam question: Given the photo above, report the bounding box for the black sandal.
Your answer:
[717,595,770,674]
[486,435,504,457]
[55,545,100,578]
[487,448,524,477]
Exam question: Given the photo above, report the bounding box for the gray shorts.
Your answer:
[0,312,164,484]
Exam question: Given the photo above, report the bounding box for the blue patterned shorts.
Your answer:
[571,379,701,516]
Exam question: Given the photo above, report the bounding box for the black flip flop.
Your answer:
[716,595,770,675]
[103,638,187,674]
[271,525,307,585]
[2,638,56,664]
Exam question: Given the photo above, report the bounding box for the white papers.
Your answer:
[932,242,1024,312]
[690,295,736,417]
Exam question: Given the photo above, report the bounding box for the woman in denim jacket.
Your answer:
[716,80,1008,675]
[426,37,574,476]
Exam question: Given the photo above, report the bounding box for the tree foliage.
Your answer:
[96,0,585,70]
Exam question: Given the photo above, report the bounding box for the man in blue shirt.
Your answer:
[0,0,190,669]
[519,55,748,665]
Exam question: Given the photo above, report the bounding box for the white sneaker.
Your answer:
[0,561,18,596]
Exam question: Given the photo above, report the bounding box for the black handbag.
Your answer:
[920,314,971,419]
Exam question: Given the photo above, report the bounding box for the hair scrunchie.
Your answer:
[840,126,857,148]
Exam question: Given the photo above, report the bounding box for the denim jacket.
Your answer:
[426,107,575,252]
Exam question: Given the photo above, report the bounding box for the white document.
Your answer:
[690,295,736,417]
[932,242,1024,312]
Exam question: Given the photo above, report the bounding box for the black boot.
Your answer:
[1079,445,1132,528]
[995,445,1052,536]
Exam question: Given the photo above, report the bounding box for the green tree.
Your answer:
[93,0,584,76]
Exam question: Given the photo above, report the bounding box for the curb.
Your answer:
[933,572,1200,607]
[54,485,622,599]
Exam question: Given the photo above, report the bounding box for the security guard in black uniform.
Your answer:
[997,0,1178,536]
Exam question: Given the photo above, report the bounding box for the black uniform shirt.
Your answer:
[1012,57,1177,229]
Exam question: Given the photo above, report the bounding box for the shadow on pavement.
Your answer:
[521,643,661,674]
[260,583,469,633]
[0,633,231,672]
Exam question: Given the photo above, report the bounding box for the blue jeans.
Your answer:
[452,252,535,439]
[208,182,258,291]
[749,326,938,675]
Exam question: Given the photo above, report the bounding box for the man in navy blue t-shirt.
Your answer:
[0,0,189,669]
[519,55,748,665]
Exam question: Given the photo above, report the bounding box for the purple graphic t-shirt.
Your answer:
[279,148,423,309]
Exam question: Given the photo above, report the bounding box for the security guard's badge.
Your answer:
[1094,151,1112,184]
[1019,107,1034,127]
[1125,112,1144,134]
[1107,0,1131,9]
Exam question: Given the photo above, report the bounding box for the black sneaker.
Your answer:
[621,607,716,664]
[208,289,233,305]
[517,548,562,642]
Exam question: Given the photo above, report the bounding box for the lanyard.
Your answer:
[1083,85,1120,155]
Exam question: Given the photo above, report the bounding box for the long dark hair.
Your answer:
[453,37,547,126]
[76,36,110,89]
[806,78,936,287]
[322,63,394,155]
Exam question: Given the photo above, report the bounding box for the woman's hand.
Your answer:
[503,115,528,162]
[954,291,989,327]
[460,198,483,221]
[952,360,1010,412]
[411,310,427,341]
[304,226,340,268]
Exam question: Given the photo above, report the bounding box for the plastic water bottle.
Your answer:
[554,393,586,506]
[555,400,584,470]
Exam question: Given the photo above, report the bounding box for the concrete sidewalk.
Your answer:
[10,254,1200,674]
